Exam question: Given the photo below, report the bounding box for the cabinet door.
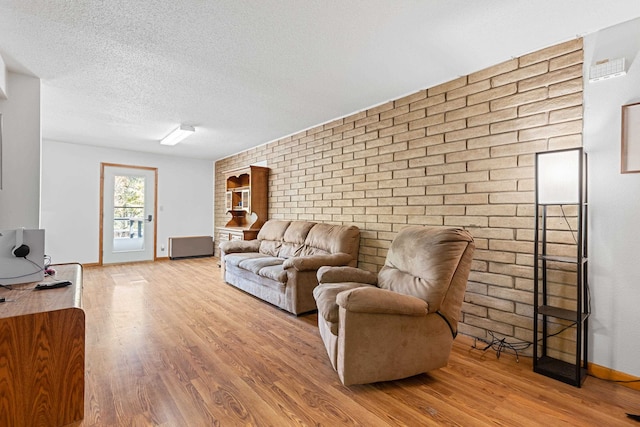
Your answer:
[225,192,232,210]
[241,190,250,212]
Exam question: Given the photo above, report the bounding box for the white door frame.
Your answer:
[100,163,158,265]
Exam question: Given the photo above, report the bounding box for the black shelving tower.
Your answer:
[533,147,589,387]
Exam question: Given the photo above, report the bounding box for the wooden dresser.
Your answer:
[217,165,269,248]
[0,263,84,427]
[217,226,260,242]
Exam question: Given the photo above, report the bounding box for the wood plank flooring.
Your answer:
[76,258,640,426]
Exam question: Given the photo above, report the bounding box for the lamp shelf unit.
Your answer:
[533,147,589,388]
[535,356,588,386]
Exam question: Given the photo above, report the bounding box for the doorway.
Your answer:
[100,163,157,264]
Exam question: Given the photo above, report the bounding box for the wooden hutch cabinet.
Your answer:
[217,165,269,244]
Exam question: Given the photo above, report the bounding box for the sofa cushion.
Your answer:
[224,252,266,267]
[238,256,284,275]
[259,240,282,257]
[257,219,291,240]
[279,221,316,258]
[257,220,291,256]
[302,223,360,265]
[225,263,285,293]
[258,264,288,284]
[219,238,261,254]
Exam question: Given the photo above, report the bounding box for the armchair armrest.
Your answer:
[317,266,378,285]
[282,252,353,271]
[219,239,261,254]
[337,287,428,316]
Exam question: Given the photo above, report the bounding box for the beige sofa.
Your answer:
[313,226,475,385]
[219,220,360,315]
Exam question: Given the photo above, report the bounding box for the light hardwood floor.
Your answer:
[77,258,640,426]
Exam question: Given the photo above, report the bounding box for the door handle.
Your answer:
[147,214,153,222]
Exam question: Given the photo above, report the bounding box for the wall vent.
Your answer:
[168,236,214,259]
[589,58,626,82]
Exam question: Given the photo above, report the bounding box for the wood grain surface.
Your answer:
[0,264,84,427]
[77,258,639,426]
[0,263,82,318]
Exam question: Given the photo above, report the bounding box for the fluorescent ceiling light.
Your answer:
[160,124,195,146]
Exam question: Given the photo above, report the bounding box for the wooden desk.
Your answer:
[0,263,84,427]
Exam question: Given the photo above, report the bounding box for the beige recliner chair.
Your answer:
[313,226,475,386]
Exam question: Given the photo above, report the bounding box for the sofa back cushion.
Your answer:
[258,220,291,256]
[302,223,360,266]
[256,220,361,266]
[279,221,316,258]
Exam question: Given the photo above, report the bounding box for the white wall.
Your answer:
[41,140,214,264]
[583,18,640,377]
[0,70,41,229]
[0,54,7,99]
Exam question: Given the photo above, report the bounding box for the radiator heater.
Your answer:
[168,236,214,259]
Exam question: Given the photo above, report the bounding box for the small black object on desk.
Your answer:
[34,280,72,290]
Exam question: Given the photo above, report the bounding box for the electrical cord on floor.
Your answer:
[471,322,579,363]
[471,331,531,362]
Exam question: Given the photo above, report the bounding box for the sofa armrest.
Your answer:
[282,252,353,271]
[317,266,378,285]
[219,239,261,254]
[336,286,428,316]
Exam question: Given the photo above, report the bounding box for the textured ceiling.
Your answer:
[1,1,640,161]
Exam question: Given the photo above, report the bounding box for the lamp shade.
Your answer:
[536,148,582,204]
[160,124,195,146]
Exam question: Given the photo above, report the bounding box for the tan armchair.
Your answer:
[313,226,475,385]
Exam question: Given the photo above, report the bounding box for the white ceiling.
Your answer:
[1,1,640,161]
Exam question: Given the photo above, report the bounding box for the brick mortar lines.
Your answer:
[215,38,584,357]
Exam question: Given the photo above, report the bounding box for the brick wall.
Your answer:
[215,38,583,353]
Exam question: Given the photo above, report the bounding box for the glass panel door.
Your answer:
[113,175,146,252]
[102,165,156,264]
